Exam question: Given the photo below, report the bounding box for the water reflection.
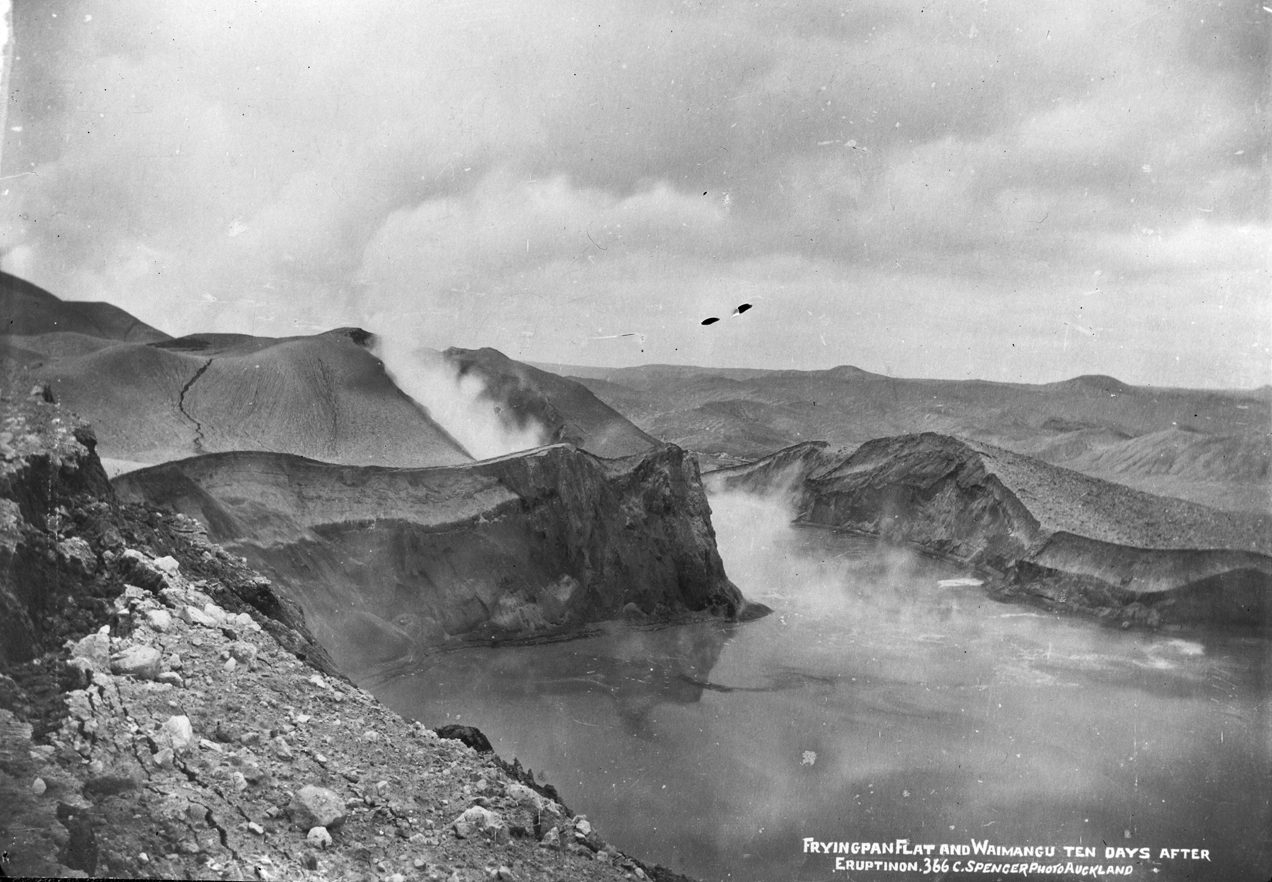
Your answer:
[371,492,1272,882]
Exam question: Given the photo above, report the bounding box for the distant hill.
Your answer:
[447,347,660,459]
[1026,427,1271,514]
[0,271,169,342]
[560,362,1270,512]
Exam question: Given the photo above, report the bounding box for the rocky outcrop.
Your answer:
[0,383,115,667]
[716,434,1272,628]
[114,443,766,674]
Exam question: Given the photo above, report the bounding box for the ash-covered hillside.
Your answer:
[38,328,473,474]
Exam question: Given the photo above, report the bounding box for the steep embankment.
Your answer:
[35,328,472,472]
[115,443,763,675]
[0,369,700,882]
[712,434,1272,628]
[445,347,660,459]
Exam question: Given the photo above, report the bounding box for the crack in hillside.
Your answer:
[178,359,214,453]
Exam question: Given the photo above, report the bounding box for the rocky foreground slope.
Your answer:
[709,434,1272,628]
[0,374,694,881]
[114,443,763,676]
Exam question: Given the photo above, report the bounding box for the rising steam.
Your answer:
[374,336,548,461]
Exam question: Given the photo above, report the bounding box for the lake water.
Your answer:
[371,493,1272,881]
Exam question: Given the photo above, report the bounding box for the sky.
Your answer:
[0,0,1267,388]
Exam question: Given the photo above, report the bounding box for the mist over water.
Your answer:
[373,490,1272,881]
[373,335,547,460]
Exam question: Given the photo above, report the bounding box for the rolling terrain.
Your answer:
[709,434,1272,628]
[554,363,1271,512]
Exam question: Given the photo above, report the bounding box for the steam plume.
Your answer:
[374,335,548,461]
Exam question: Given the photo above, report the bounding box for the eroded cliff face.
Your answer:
[115,443,764,674]
[717,434,1271,629]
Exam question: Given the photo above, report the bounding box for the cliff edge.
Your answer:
[711,433,1271,628]
[114,443,766,675]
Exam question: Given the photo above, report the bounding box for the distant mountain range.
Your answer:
[537,362,1270,513]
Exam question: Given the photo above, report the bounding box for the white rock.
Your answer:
[306,826,332,849]
[505,783,547,810]
[145,609,173,632]
[71,632,111,673]
[158,715,194,752]
[291,785,346,830]
[451,805,504,839]
[183,606,219,628]
[31,777,46,795]
[151,556,181,576]
[111,645,162,680]
[229,641,258,664]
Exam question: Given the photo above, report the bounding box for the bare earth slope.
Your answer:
[35,329,472,472]
[114,444,764,675]
[446,347,660,458]
[711,434,1272,628]
[568,364,1270,511]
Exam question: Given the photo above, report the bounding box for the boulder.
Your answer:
[157,715,194,753]
[434,724,493,754]
[110,645,162,681]
[290,785,346,830]
[452,805,505,839]
[56,537,97,576]
[70,632,111,673]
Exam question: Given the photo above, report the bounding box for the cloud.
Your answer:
[0,0,1265,386]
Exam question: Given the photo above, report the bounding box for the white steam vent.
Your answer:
[374,336,548,461]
